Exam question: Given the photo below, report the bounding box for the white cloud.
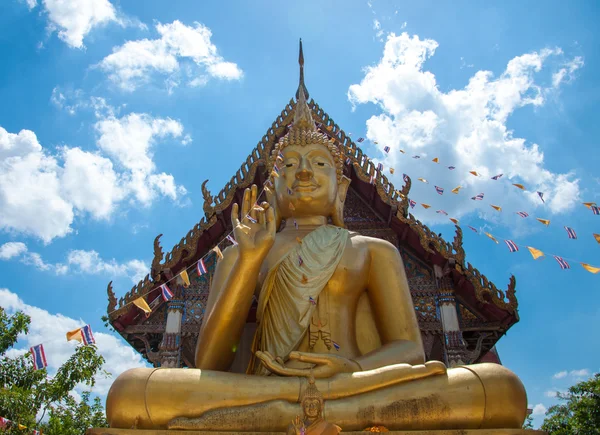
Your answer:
[98,20,243,91]
[531,403,547,417]
[0,288,147,397]
[545,389,565,398]
[21,0,38,10]
[0,242,28,260]
[552,56,584,88]
[0,242,148,283]
[1,110,188,242]
[552,368,590,380]
[348,33,583,226]
[553,370,568,379]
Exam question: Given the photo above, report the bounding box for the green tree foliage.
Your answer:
[44,391,107,435]
[0,306,109,434]
[541,372,600,434]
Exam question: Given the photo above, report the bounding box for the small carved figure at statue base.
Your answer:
[287,374,341,435]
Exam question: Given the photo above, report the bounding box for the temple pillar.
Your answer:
[434,264,468,367]
[158,279,185,368]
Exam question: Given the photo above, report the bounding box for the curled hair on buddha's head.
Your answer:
[267,87,344,183]
[300,372,324,409]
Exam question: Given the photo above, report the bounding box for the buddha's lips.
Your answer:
[293,183,319,192]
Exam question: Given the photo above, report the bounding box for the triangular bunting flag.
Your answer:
[451,186,461,194]
[449,218,459,224]
[66,325,95,345]
[527,247,544,260]
[581,263,600,274]
[389,168,395,174]
[399,149,405,154]
[432,157,439,163]
[490,205,502,212]
[212,246,224,261]
[180,270,190,287]
[513,183,525,190]
[418,178,429,183]
[421,203,431,209]
[484,232,499,244]
[133,297,152,316]
[582,202,596,209]
[594,234,600,244]
[536,218,550,226]
[469,171,479,176]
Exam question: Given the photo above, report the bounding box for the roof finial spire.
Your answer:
[295,38,309,101]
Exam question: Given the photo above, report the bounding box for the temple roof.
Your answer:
[106,42,519,352]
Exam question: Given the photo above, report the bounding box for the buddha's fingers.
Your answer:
[231,203,241,228]
[265,206,276,235]
[289,351,331,365]
[249,185,258,221]
[242,187,251,218]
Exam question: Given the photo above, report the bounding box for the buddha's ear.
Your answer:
[331,175,351,227]
[265,184,283,230]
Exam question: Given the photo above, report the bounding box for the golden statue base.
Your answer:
[87,429,545,435]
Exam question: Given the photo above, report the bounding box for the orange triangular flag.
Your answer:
[484,232,499,244]
[289,202,296,211]
[527,246,544,260]
[469,171,479,176]
[582,202,597,209]
[490,205,502,212]
[179,270,191,287]
[66,328,83,343]
[212,246,224,261]
[513,183,525,190]
[389,168,395,174]
[536,218,550,226]
[133,297,152,316]
[421,203,431,209]
[432,157,439,163]
[418,178,428,183]
[581,263,600,274]
[399,149,405,154]
[594,234,600,244]
[449,218,459,224]
[451,186,461,194]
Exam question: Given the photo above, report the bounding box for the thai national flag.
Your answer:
[357,137,365,142]
[409,199,416,209]
[468,226,478,233]
[345,157,351,165]
[448,166,456,170]
[436,210,448,216]
[491,174,503,180]
[592,205,600,215]
[471,193,484,201]
[383,146,390,153]
[332,341,340,351]
[537,192,545,203]
[377,163,383,172]
[81,325,96,345]
[30,344,47,370]
[516,211,529,218]
[505,240,519,253]
[226,235,238,246]
[553,255,570,270]
[564,226,577,239]
[403,173,410,183]
[197,259,208,276]
[412,155,421,159]
[160,284,173,302]
[435,186,444,195]
[309,296,316,305]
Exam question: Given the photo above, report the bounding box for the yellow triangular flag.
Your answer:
[449,218,459,224]
[373,141,379,144]
[66,328,83,343]
[418,178,428,183]
[490,205,502,212]
[513,183,525,190]
[180,270,191,287]
[469,171,479,176]
[536,218,550,226]
[432,157,439,163]
[594,234,600,244]
[581,263,600,274]
[421,203,431,209]
[582,202,597,209]
[18,424,27,430]
[399,149,405,154]
[451,186,461,194]
[395,190,405,199]
[484,232,499,244]
[389,168,395,174]
[212,246,224,261]
[527,246,544,260]
[289,202,296,211]
[133,297,152,316]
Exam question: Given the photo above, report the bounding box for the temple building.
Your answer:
[105,42,519,372]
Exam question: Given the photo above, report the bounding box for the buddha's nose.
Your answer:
[296,157,313,181]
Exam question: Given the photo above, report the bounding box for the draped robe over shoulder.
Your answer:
[248,225,349,375]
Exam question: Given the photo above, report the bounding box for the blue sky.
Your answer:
[1,0,598,428]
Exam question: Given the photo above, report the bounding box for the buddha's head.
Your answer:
[300,374,324,421]
[267,88,350,227]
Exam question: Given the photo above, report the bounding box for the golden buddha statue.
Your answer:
[104,81,528,433]
[287,374,341,435]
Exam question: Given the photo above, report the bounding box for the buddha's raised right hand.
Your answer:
[231,184,276,263]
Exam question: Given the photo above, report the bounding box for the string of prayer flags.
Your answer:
[536,218,550,226]
[432,157,439,163]
[471,193,484,201]
[582,202,596,209]
[421,204,431,209]
[197,259,208,276]
[448,166,456,170]
[180,270,191,287]
[581,263,600,274]
[277,152,284,162]
[226,235,238,245]
[451,186,461,194]
[449,218,459,224]
[537,192,545,203]
[383,146,390,153]
[564,226,577,239]
[160,284,173,302]
[377,163,383,171]
[418,178,428,183]
[469,171,479,176]
[271,165,280,178]
[212,246,224,261]
[491,174,503,180]
[66,325,96,345]
[554,256,570,270]
[491,205,502,212]
[527,246,544,260]
[133,297,152,317]
[409,200,416,209]
[468,226,478,233]
[435,186,444,195]
[357,137,364,142]
[592,205,599,215]
[436,210,448,216]
[595,234,600,244]
[516,211,529,218]
[30,344,47,370]
[513,183,525,190]
[505,240,519,253]
[248,216,257,224]
[485,232,499,244]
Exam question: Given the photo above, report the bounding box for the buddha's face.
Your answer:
[303,397,322,419]
[274,143,338,218]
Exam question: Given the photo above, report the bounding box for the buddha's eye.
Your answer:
[286,163,294,168]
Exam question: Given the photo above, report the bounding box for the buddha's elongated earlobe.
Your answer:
[331,175,351,228]
[265,185,283,230]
